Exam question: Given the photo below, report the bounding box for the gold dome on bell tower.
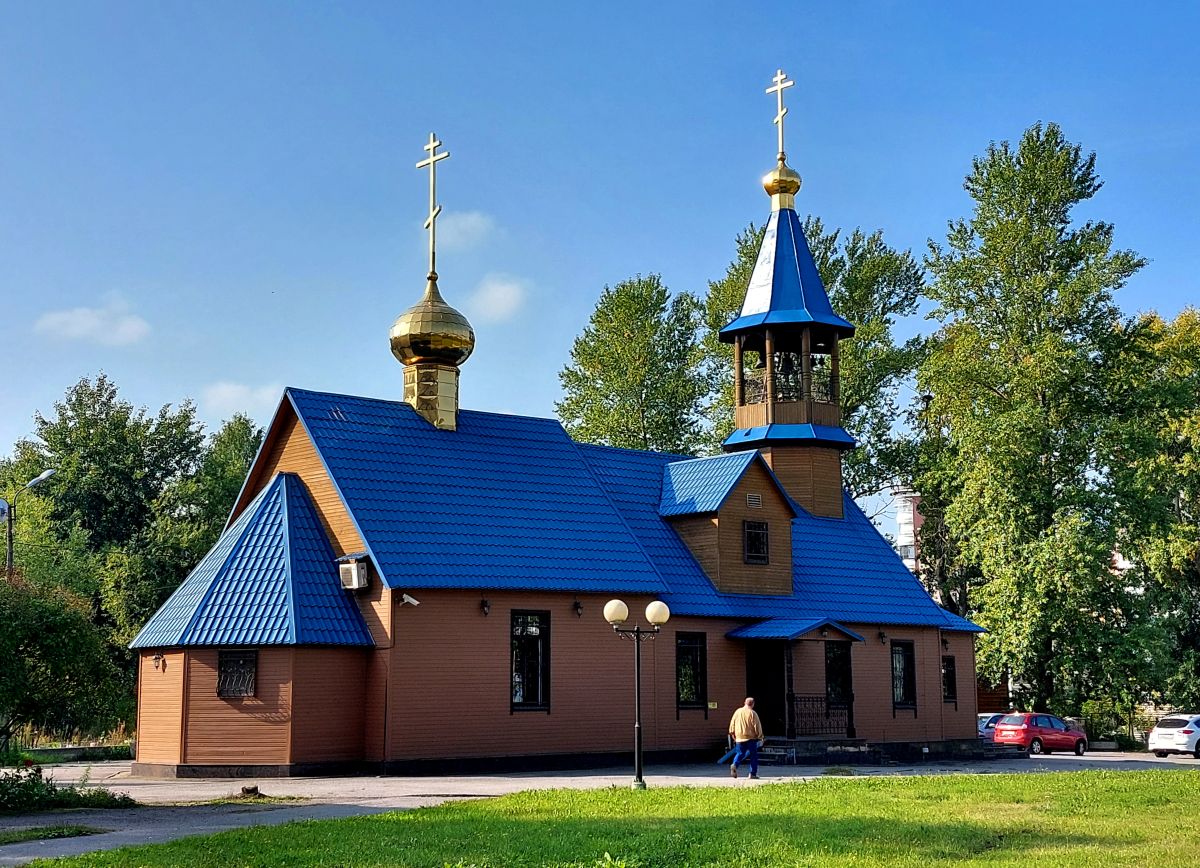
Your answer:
[389,132,474,430]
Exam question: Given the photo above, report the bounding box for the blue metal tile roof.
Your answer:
[130,473,373,648]
[579,443,980,631]
[660,451,788,517]
[723,424,856,450]
[726,618,865,642]
[285,389,667,595]
[719,207,855,339]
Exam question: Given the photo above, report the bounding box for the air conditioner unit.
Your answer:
[339,561,368,590]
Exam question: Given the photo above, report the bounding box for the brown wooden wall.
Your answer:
[668,462,794,596]
[378,591,979,761]
[135,651,185,764]
[182,648,292,765]
[668,516,719,582]
[714,462,793,595]
[761,447,844,518]
[290,648,368,763]
[839,625,977,742]
[233,406,365,557]
[384,591,748,761]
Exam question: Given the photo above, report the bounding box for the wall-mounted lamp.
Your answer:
[480,598,491,617]
[941,637,950,651]
[573,599,584,618]
[878,630,888,644]
[152,653,164,670]
[819,627,829,638]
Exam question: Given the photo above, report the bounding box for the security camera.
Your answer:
[400,593,421,606]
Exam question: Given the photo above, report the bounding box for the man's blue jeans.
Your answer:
[732,740,759,775]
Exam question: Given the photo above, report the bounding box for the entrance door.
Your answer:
[825,641,855,738]
[745,640,787,736]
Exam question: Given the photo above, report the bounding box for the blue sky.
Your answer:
[2,1,1198,461]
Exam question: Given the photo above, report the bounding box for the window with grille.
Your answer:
[676,632,707,709]
[941,655,958,702]
[511,611,550,712]
[743,521,769,565]
[217,650,257,698]
[891,641,916,708]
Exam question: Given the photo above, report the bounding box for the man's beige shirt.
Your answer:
[729,706,763,742]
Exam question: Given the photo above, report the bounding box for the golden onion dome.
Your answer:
[389,274,475,367]
[762,160,802,199]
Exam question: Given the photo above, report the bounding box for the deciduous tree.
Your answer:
[557,275,708,454]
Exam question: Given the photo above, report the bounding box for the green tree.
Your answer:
[100,414,263,644]
[10,374,204,550]
[557,274,708,454]
[703,220,923,498]
[919,122,1146,711]
[1100,310,1200,708]
[0,577,121,753]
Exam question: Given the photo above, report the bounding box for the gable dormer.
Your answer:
[659,453,795,595]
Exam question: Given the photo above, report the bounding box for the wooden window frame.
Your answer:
[675,632,708,718]
[941,654,958,707]
[743,520,769,565]
[510,610,551,714]
[891,640,917,714]
[216,649,257,699]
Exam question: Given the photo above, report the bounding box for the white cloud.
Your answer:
[437,211,495,250]
[201,381,284,422]
[34,296,150,346]
[466,274,528,323]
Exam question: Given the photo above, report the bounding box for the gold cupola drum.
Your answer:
[390,132,475,430]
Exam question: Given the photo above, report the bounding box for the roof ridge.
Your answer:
[176,474,282,645]
[280,474,299,645]
[576,441,693,461]
[286,392,391,586]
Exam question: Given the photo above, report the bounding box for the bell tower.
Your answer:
[718,70,855,518]
[389,132,476,430]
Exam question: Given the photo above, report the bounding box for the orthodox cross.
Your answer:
[765,68,795,162]
[416,132,449,278]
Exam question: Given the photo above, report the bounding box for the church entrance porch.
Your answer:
[743,637,857,740]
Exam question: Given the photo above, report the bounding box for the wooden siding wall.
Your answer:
[761,447,844,518]
[182,649,292,765]
[135,651,185,764]
[234,407,365,558]
[840,626,978,742]
[289,648,368,763]
[386,591,747,761]
[714,463,793,595]
[668,516,718,582]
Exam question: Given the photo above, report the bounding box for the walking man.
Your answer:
[728,696,764,779]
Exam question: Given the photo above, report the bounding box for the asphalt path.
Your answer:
[3,752,1198,865]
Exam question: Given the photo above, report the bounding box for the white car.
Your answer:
[1147,713,1200,758]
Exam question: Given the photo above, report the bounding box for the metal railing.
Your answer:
[788,692,855,738]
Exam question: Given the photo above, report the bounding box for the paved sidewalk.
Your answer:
[2,751,1197,864]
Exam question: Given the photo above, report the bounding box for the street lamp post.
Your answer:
[3,469,56,578]
[604,598,671,790]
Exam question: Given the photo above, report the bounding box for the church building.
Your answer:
[130,72,981,777]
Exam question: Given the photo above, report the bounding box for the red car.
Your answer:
[993,712,1088,755]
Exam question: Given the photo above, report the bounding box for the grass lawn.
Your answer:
[0,825,103,846]
[40,770,1200,867]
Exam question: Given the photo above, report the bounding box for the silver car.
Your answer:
[977,712,1004,742]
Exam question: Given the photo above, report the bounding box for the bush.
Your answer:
[0,763,135,814]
